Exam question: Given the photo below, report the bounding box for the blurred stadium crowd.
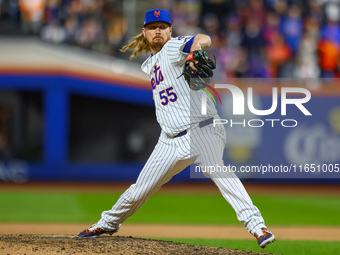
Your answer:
[1,0,340,79]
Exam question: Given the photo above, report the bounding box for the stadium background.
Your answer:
[0,1,340,254]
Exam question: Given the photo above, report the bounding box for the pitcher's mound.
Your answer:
[0,234,272,255]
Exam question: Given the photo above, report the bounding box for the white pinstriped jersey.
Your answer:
[95,33,269,241]
[141,36,217,136]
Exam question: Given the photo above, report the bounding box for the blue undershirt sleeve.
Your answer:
[182,36,195,53]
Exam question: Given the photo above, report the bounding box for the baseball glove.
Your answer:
[181,50,216,91]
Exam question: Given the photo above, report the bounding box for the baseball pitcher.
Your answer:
[78,9,275,249]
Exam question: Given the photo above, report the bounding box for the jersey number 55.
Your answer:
[159,87,178,106]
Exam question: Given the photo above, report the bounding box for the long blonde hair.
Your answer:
[120,33,151,60]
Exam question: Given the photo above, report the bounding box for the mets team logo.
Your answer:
[154,10,160,17]
[151,65,164,90]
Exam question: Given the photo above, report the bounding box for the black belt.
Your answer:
[173,117,214,138]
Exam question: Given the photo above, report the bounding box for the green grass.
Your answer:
[130,193,340,225]
[1,191,339,254]
[0,192,117,222]
[0,191,339,225]
[158,238,340,255]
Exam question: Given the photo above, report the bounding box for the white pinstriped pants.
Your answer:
[97,119,266,236]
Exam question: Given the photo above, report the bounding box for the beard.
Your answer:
[151,40,164,48]
[149,36,169,52]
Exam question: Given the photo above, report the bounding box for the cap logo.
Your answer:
[154,10,160,17]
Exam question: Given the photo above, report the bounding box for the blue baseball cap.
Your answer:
[144,9,171,27]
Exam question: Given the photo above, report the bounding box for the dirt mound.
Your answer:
[0,234,272,255]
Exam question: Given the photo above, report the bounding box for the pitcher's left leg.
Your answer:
[193,124,275,248]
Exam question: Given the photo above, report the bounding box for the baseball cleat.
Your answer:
[255,228,276,248]
[77,224,117,238]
